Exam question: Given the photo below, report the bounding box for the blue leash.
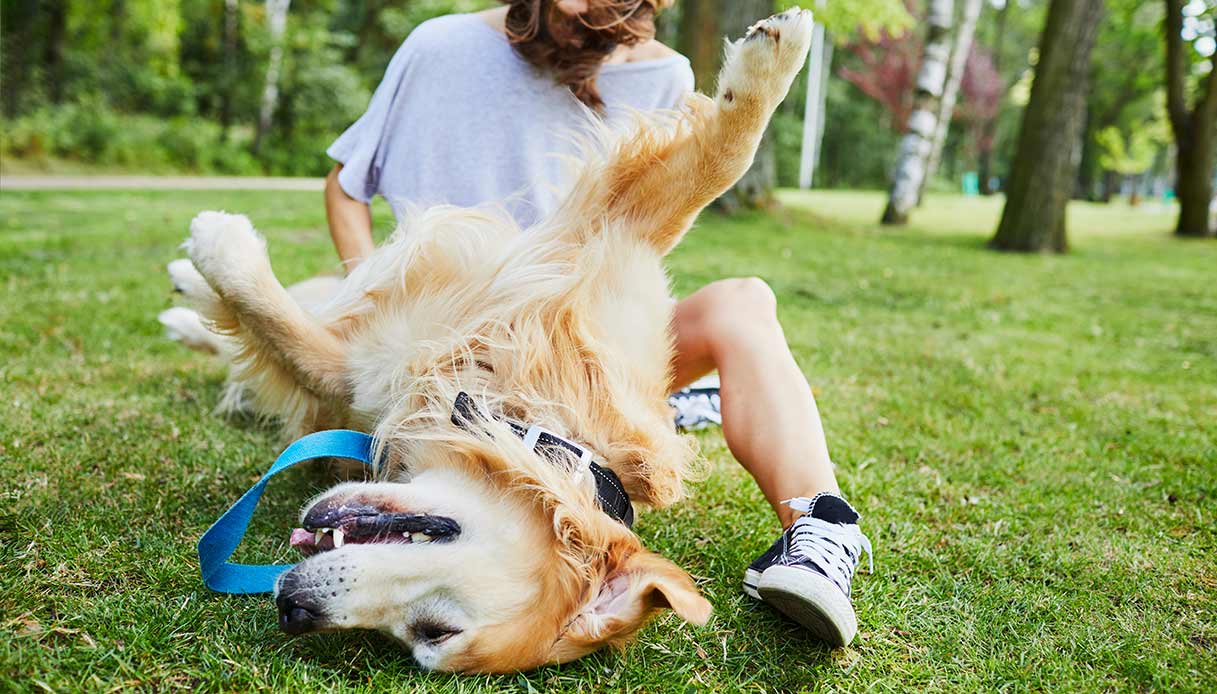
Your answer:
[197,429,375,594]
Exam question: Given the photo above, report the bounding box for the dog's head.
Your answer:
[274,424,709,673]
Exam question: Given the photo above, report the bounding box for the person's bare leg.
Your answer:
[670,277,839,529]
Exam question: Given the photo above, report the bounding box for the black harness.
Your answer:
[450,391,634,527]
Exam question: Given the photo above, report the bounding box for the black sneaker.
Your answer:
[743,493,872,646]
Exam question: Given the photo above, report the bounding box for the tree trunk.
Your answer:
[1100,169,1118,203]
[799,23,831,189]
[815,39,832,179]
[882,0,954,225]
[921,0,984,203]
[43,0,67,104]
[679,0,778,211]
[220,0,240,141]
[253,0,290,155]
[977,0,1010,196]
[1164,0,1217,238]
[1175,140,1216,237]
[990,0,1105,253]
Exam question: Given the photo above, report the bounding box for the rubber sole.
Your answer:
[742,568,762,599]
[756,565,857,647]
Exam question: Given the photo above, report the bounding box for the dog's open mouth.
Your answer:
[289,502,460,556]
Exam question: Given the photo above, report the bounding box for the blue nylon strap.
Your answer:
[197,429,376,595]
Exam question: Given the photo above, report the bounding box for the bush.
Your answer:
[2,101,263,175]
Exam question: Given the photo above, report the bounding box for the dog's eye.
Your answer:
[414,622,461,645]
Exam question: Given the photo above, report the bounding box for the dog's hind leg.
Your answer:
[184,212,351,411]
[557,9,814,255]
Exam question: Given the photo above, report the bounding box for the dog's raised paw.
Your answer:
[185,211,269,287]
[719,8,814,108]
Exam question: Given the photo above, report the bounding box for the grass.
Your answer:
[1,188,1214,692]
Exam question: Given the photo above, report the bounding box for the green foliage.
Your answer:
[2,189,1215,691]
[1,0,489,176]
[818,78,903,189]
[1095,109,1169,175]
[254,10,372,175]
[778,0,914,41]
[1077,0,1174,195]
[1,102,261,175]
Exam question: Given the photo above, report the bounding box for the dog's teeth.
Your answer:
[315,529,326,545]
[411,532,430,544]
[332,528,345,548]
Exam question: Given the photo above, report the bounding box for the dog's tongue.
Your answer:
[289,527,316,549]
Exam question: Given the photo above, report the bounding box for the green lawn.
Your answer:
[2,189,1214,692]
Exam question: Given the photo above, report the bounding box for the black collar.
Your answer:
[450,392,634,527]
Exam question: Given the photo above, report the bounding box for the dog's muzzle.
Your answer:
[275,570,326,635]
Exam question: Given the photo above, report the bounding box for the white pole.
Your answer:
[799,21,826,189]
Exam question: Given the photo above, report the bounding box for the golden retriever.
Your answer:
[165,9,813,673]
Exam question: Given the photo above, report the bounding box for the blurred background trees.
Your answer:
[1,0,1214,238]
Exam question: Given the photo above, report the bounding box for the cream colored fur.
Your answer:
[167,10,814,673]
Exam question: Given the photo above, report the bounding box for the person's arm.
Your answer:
[325,164,375,272]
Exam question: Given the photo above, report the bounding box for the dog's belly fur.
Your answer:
[330,217,682,497]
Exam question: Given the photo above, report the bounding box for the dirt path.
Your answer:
[0,175,324,191]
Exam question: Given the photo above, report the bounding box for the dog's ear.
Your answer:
[551,549,710,661]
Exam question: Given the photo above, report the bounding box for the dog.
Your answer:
[164,9,813,673]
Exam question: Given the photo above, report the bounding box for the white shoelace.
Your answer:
[783,500,874,596]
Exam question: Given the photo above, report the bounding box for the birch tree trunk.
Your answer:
[1164,0,1217,238]
[253,0,290,155]
[990,0,1105,252]
[799,23,831,189]
[881,0,954,225]
[679,0,780,212]
[919,0,984,203]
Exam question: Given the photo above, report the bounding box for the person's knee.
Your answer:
[712,277,777,317]
[696,277,779,338]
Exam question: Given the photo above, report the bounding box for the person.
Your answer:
[323,0,871,647]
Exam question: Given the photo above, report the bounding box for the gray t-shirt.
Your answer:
[327,13,695,227]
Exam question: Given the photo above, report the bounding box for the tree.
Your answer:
[781,0,914,190]
[220,0,241,140]
[1079,0,1169,201]
[839,28,922,128]
[1095,116,1169,202]
[921,0,985,201]
[798,21,832,188]
[1164,0,1217,237]
[253,0,291,155]
[679,0,778,211]
[973,0,1052,196]
[44,0,68,104]
[976,0,1011,195]
[991,0,1107,252]
[881,0,954,225]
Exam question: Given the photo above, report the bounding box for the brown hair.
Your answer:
[502,0,673,112]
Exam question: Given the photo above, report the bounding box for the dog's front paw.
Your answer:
[718,8,814,110]
[185,211,269,289]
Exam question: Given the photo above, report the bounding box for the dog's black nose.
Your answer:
[278,599,320,635]
[276,571,323,635]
